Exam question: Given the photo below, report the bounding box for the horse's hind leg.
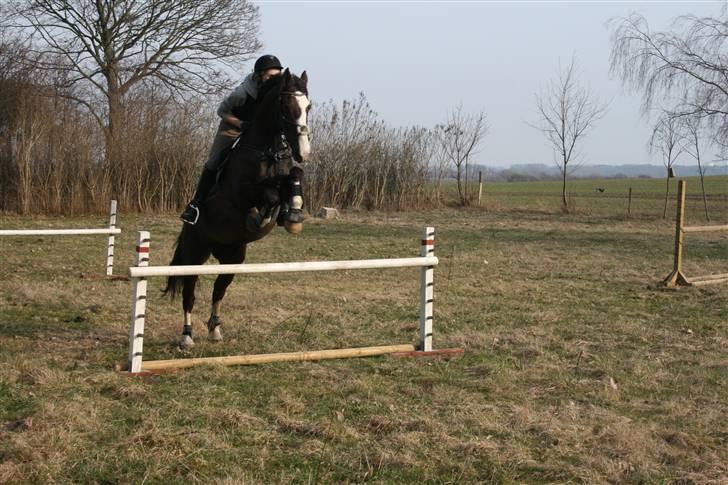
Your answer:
[207,244,247,342]
[180,275,199,349]
[207,274,233,342]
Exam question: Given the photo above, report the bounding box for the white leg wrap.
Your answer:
[292,182,303,210]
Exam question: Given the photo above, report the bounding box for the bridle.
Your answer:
[279,90,310,138]
[234,83,310,164]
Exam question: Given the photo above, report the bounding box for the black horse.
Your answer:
[164,69,310,349]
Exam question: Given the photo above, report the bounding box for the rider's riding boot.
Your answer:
[180,168,216,225]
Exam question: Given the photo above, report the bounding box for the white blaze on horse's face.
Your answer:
[293,91,311,162]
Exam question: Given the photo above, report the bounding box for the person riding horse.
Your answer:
[181,54,288,225]
[166,67,311,349]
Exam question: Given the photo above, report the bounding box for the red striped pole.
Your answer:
[419,227,435,352]
[128,231,150,373]
[105,200,117,275]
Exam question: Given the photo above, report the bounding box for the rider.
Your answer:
[180,54,284,225]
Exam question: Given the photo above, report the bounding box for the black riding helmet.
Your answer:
[254,55,283,73]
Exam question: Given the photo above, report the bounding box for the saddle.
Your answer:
[215,135,293,185]
[210,136,299,231]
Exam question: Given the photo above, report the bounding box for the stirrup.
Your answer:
[181,204,200,225]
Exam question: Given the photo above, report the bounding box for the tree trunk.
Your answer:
[561,163,568,209]
[17,132,32,215]
[698,160,710,221]
[662,171,670,218]
[104,80,124,205]
[456,163,465,205]
[464,155,469,201]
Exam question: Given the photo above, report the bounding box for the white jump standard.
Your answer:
[126,227,444,373]
[0,200,120,276]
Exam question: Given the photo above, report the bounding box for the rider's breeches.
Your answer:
[204,127,240,172]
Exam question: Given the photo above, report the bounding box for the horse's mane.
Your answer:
[257,71,308,103]
[257,74,284,101]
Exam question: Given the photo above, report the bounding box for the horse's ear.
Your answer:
[283,68,291,82]
[300,71,308,86]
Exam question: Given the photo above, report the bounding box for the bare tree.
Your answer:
[5,0,261,163]
[430,134,451,204]
[435,104,488,206]
[610,10,728,152]
[531,57,607,209]
[680,116,711,220]
[649,113,685,218]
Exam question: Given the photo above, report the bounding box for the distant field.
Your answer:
[448,175,728,220]
[0,207,726,483]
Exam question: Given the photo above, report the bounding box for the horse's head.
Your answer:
[256,69,311,163]
[278,69,311,163]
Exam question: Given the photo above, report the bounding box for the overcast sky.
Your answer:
[256,1,724,167]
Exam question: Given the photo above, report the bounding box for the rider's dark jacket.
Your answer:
[217,73,259,130]
[204,74,260,171]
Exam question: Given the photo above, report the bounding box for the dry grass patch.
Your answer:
[0,208,726,483]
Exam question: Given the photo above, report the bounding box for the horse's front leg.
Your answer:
[246,184,281,232]
[284,165,304,234]
[180,275,199,349]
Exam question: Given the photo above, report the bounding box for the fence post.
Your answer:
[664,180,690,286]
[128,231,150,373]
[106,200,117,276]
[627,187,632,216]
[419,227,435,352]
[477,171,483,207]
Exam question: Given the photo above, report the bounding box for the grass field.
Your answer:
[459,175,727,219]
[1,180,727,483]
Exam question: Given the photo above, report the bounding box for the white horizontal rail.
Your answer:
[130,256,439,278]
[0,228,122,236]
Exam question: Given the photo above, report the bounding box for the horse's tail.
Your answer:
[162,227,189,299]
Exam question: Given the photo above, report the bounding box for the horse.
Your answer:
[163,69,311,349]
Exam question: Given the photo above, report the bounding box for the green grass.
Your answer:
[0,183,727,483]
[453,175,728,219]
[478,174,727,195]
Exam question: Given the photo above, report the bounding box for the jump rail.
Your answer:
[126,227,451,373]
[0,200,120,276]
[664,181,728,287]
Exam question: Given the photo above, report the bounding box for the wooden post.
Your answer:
[128,231,150,373]
[627,187,632,216]
[419,227,434,352]
[664,180,691,286]
[477,171,483,207]
[106,200,117,276]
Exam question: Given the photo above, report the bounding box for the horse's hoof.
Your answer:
[207,315,223,341]
[208,326,223,342]
[284,221,303,234]
[287,208,305,223]
[179,334,195,350]
[207,315,222,332]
